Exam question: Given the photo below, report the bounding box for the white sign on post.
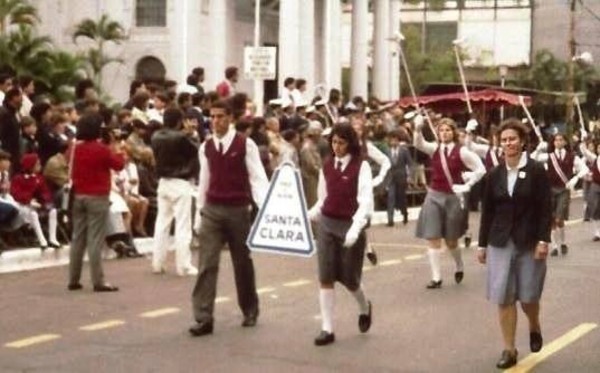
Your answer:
[244,46,277,80]
[247,162,315,257]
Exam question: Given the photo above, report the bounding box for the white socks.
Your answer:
[557,227,565,246]
[551,229,558,249]
[449,247,464,272]
[594,220,600,237]
[351,285,369,314]
[427,248,442,281]
[319,289,335,333]
[30,210,47,247]
[48,209,58,244]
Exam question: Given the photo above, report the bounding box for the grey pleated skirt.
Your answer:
[551,187,570,221]
[415,188,467,241]
[486,239,547,305]
[587,182,600,220]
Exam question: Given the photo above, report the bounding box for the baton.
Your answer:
[518,95,543,142]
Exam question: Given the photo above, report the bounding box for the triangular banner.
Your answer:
[247,162,315,257]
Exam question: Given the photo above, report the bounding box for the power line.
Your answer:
[578,0,600,23]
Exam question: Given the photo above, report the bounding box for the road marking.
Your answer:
[79,320,125,331]
[5,334,61,348]
[371,242,430,249]
[283,279,311,287]
[404,254,424,261]
[140,307,180,318]
[506,322,598,373]
[257,287,276,294]
[215,296,230,303]
[565,218,583,227]
[380,259,402,266]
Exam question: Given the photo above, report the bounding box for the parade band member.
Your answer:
[532,133,588,256]
[308,123,373,346]
[478,119,551,369]
[150,108,199,276]
[413,115,485,289]
[68,113,124,292]
[578,135,600,241]
[189,100,269,337]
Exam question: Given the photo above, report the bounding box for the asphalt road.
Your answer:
[1,199,599,372]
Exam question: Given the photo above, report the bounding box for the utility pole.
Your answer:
[565,0,577,131]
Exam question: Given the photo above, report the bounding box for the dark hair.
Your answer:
[388,128,409,142]
[129,79,145,97]
[164,80,177,89]
[330,123,361,157]
[30,102,52,124]
[225,66,238,80]
[76,113,104,141]
[295,79,307,89]
[163,107,183,129]
[154,92,170,105]
[211,99,232,115]
[132,91,150,110]
[228,92,248,120]
[0,73,12,85]
[498,118,529,146]
[329,88,341,104]
[281,129,299,142]
[177,92,192,107]
[0,149,11,161]
[75,79,94,100]
[186,74,199,86]
[191,92,205,106]
[192,67,204,77]
[548,132,571,153]
[284,77,295,87]
[235,117,252,133]
[18,75,34,88]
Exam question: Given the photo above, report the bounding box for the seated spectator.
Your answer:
[19,116,39,155]
[0,150,23,232]
[10,153,60,250]
[118,147,149,237]
[43,141,70,208]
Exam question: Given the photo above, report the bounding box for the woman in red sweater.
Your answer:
[68,113,125,293]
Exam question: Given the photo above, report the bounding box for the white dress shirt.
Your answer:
[534,147,589,179]
[197,127,269,209]
[366,141,391,188]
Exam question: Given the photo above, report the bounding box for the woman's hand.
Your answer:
[534,241,549,260]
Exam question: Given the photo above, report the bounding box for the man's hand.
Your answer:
[534,241,549,260]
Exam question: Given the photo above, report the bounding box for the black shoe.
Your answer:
[454,271,464,284]
[403,214,408,225]
[189,321,214,337]
[67,283,83,291]
[93,283,119,292]
[496,349,518,369]
[112,241,127,258]
[386,222,394,227]
[560,244,568,255]
[426,280,442,289]
[366,250,378,266]
[530,331,543,352]
[550,248,559,257]
[358,301,372,333]
[464,234,472,249]
[48,242,61,249]
[125,248,144,258]
[314,330,335,346]
[593,236,600,242]
[241,314,258,327]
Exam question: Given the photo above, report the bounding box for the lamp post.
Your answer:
[499,65,508,122]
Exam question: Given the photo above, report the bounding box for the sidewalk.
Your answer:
[0,207,423,274]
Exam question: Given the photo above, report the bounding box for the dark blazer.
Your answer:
[478,157,552,251]
[386,144,413,186]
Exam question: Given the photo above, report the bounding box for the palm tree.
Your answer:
[0,0,38,35]
[72,14,126,93]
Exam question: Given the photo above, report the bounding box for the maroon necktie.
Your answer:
[336,161,342,172]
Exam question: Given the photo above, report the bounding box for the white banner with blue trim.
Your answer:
[247,162,315,257]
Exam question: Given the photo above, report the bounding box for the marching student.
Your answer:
[189,99,269,337]
[531,133,588,256]
[413,115,485,289]
[578,134,600,241]
[308,123,373,346]
[478,119,552,369]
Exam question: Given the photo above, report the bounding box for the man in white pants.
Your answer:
[150,108,199,276]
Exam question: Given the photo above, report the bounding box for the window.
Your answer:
[136,0,166,27]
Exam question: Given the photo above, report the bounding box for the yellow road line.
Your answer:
[506,323,598,373]
[215,296,230,303]
[404,254,424,261]
[140,307,180,318]
[79,320,125,331]
[257,287,276,294]
[5,334,61,348]
[283,279,311,287]
[380,259,402,266]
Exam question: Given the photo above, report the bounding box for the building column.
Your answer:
[322,0,342,91]
[372,0,390,100]
[278,0,300,93]
[350,0,369,99]
[209,0,228,89]
[389,0,401,99]
[299,0,315,93]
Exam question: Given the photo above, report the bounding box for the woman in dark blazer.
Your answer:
[477,118,552,369]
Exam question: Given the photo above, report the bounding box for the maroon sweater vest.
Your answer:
[547,151,574,188]
[592,159,600,185]
[321,156,361,220]
[205,134,251,206]
[429,144,465,193]
[484,148,503,170]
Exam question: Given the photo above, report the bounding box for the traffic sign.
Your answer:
[247,162,315,257]
[244,46,277,80]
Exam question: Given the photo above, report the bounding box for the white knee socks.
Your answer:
[319,289,335,333]
[48,209,58,244]
[30,211,47,247]
[449,247,464,272]
[427,248,442,281]
[351,285,369,314]
[557,227,565,246]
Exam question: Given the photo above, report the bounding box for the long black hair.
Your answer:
[329,123,362,157]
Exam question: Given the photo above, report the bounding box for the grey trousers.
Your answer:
[192,204,259,323]
[68,195,110,286]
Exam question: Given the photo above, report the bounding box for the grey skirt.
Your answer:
[486,239,546,305]
[587,182,600,220]
[316,215,366,290]
[551,187,570,221]
[415,188,467,241]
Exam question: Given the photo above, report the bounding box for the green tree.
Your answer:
[0,0,37,35]
[72,14,126,94]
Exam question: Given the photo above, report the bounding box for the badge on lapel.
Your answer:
[518,171,526,179]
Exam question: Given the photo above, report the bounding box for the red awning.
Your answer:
[397,89,532,112]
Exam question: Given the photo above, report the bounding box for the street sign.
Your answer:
[243,46,277,80]
[247,162,315,257]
